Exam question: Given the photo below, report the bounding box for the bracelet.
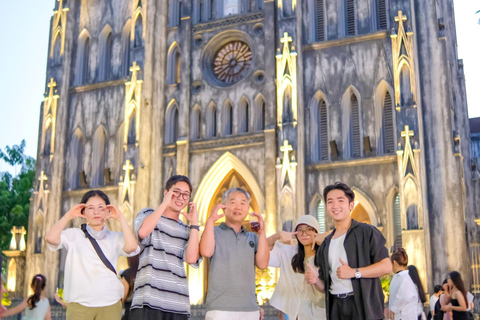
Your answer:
[190,225,200,230]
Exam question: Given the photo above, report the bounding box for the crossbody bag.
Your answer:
[81,224,117,275]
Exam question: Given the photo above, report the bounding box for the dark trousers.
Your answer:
[329,295,360,320]
[129,307,189,320]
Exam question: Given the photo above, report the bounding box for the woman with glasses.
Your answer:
[45,190,139,320]
[267,215,328,320]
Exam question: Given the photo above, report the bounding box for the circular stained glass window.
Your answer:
[213,41,253,84]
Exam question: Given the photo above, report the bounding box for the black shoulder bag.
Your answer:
[81,224,117,275]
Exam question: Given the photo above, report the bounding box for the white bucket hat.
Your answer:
[294,215,320,234]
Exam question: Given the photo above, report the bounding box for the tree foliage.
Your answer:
[0,140,36,251]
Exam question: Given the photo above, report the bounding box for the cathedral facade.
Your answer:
[19,0,478,302]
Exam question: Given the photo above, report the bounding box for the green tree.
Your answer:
[0,140,36,251]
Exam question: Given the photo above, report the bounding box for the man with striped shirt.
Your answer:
[130,175,201,320]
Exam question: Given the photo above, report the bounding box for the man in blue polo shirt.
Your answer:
[199,187,270,320]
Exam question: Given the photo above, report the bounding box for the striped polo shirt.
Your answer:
[130,208,200,315]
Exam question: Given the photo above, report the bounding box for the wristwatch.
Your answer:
[190,225,200,231]
[355,268,361,279]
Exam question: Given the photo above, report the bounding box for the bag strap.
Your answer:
[81,224,117,275]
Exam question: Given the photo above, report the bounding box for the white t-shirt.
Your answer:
[328,233,353,295]
[268,242,326,320]
[429,294,439,312]
[48,226,140,307]
[389,270,418,320]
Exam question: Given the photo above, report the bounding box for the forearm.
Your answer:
[185,229,200,264]
[199,220,215,258]
[358,258,392,278]
[138,204,167,239]
[313,278,325,293]
[45,214,71,246]
[266,233,280,249]
[255,232,270,270]
[119,217,138,253]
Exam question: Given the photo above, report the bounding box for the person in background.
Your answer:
[441,271,468,320]
[268,215,328,319]
[121,255,139,320]
[465,291,474,312]
[430,285,444,318]
[408,265,427,320]
[388,248,418,320]
[0,274,51,320]
[433,279,451,320]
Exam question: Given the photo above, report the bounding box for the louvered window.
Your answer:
[175,51,181,83]
[393,194,402,249]
[82,38,90,84]
[317,200,326,233]
[383,91,395,154]
[172,108,179,143]
[351,95,361,157]
[316,0,325,41]
[377,0,387,30]
[225,104,233,135]
[346,0,355,36]
[212,108,217,137]
[319,100,328,160]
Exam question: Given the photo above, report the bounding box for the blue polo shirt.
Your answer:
[205,222,259,312]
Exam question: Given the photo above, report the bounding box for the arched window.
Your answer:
[191,107,201,140]
[34,215,44,254]
[224,102,233,136]
[207,104,217,138]
[165,103,180,144]
[254,95,265,132]
[393,193,402,249]
[317,200,326,233]
[121,21,131,77]
[382,91,395,154]
[91,127,106,187]
[349,94,361,158]
[127,109,136,144]
[169,0,181,27]
[283,85,293,124]
[68,130,83,189]
[376,0,387,30]
[99,30,113,81]
[74,33,91,85]
[400,64,412,106]
[283,0,293,17]
[239,98,249,134]
[52,33,62,65]
[167,44,180,85]
[345,0,356,36]
[82,37,90,84]
[317,99,328,161]
[316,0,325,41]
[43,123,52,156]
[134,14,144,48]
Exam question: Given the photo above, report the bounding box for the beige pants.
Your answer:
[66,300,122,320]
[205,310,260,320]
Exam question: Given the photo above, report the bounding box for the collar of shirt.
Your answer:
[219,222,246,234]
[86,225,109,240]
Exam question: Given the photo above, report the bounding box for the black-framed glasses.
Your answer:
[172,190,191,200]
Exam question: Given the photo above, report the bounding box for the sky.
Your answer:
[0,0,479,167]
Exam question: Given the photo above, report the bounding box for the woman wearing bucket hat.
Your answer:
[267,215,329,320]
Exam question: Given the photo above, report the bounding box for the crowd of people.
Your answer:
[0,177,475,320]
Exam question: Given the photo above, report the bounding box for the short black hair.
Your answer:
[165,175,192,193]
[80,190,111,205]
[434,285,443,294]
[323,182,355,203]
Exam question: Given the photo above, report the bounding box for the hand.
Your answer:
[66,204,86,220]
[279,231,297,248]
[54,293,63,303]
[311,231,330,249]
[336,258,354,279]
[441,305,452,312]
[207,204,226,223]
[181,202,199,225]
[259,307,264,320]
[106,205,125,221]
[305,263,319,285]
[161,190,175,207]
[250,212,265,234]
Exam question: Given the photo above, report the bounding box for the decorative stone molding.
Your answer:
[193,12,264,33]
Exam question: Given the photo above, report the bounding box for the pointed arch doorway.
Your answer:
[188,152,265,304]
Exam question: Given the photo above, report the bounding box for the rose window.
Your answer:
[213,41,253,84]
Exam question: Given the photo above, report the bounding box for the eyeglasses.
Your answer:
[296,228,316,235]
[172,190,191,200]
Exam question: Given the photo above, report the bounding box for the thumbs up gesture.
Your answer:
[336,258,354,279]
[305,263,319,285]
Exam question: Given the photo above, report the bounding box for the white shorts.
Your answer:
[205,310,260,320]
